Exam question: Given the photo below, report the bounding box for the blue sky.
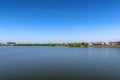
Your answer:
[0,0,120,43]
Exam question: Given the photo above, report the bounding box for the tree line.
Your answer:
[14,43,89,47]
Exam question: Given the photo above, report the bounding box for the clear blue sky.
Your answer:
[0,0,120,43]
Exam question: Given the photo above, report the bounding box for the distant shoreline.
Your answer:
[0,43,88,47]
[1,42,120,48]
[89,45,120,48]
[1,45,120,48]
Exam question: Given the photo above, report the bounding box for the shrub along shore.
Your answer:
[14,43,89,48]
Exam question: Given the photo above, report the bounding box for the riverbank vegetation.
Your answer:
[14,43,89,48]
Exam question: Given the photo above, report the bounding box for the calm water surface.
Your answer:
[0,46,120,80]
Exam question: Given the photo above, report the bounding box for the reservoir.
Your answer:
[0,46,120,80]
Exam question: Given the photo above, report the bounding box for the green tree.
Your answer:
[84,43,89,48]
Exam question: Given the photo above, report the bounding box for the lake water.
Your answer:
[0,46,120,80]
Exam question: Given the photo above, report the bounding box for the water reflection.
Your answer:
[0,47,120,80]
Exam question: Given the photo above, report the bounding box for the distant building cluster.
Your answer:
[88,41,120,46]
[0,42,16,46]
